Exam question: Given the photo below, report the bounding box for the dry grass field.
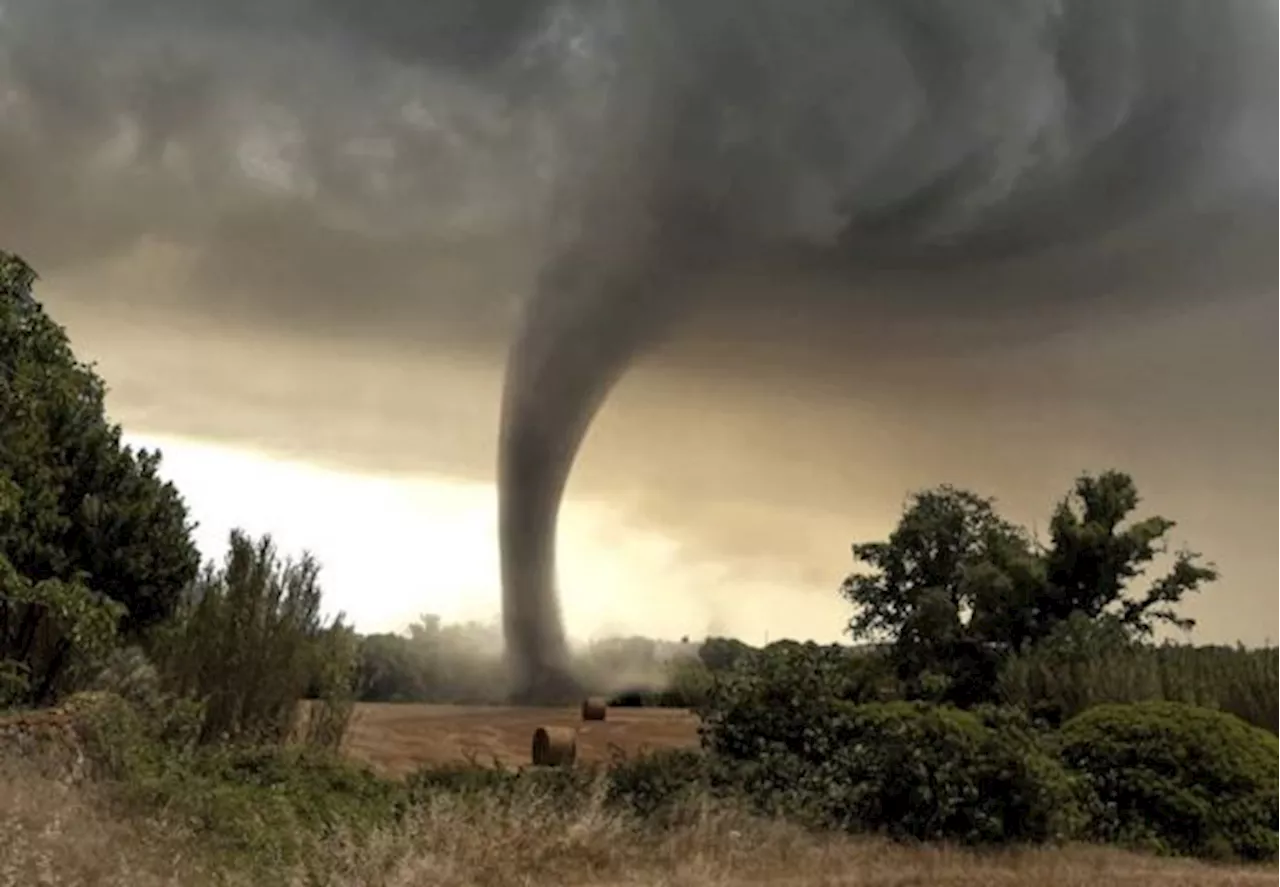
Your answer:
[3,759,1275,887]
[340,702,701,776]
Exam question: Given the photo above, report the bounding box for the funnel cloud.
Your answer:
[495,1,1276,700]
[0,1,1275,701]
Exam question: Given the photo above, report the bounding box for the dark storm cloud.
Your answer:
[490,1,1276,697]
[0,0,576,342]
[1,1,1276,696]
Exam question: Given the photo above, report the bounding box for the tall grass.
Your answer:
[1000,639,1278,731]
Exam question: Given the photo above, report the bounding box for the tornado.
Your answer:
[0,0,1268,701]
[496,0,1277,701]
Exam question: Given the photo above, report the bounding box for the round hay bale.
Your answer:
[531,726,578,767]
[581,697,608,722]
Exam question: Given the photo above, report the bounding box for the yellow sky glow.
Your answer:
[124,431,853,645]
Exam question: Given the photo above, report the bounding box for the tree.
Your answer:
[840,473,1216,706]
[0,249,200,703]
[697,636,756,672]
[840,486,1037,703]
[1039,471,1216,638]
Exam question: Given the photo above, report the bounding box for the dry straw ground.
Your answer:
[2,760,1274,887]
[340,702,701,775]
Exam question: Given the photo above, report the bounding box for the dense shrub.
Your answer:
[1060,702,1279,861]
[605,748,717,821]
[149,531,357,747]
[67,690,406,870]
[704,664,1081,846]
[406,749,719,824]
[698,641,898,757]
[406,760,595,814]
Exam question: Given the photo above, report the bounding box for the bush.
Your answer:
[405,750,722,825]
[698,641,899,760]
[149,531,357,748]
[828,703,1080,845]
[69,690,406,870]
[1059,701,1279,861]
[605,748,717,821]
[705,677,1081,845]
[406,760,594,813]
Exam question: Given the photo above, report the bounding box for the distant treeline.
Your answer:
[354,627,1278,734]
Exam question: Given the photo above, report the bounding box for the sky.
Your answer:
[46,278,1278,648]
[1,0,1276,647]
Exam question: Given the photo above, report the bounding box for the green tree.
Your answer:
[1,250,199,703]
[840,486,1037,703]
[840,473,1216,706]
[1040,471,1217,637]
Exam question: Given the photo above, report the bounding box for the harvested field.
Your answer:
[340,703,700,776]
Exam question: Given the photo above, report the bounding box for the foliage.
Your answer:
[604,747,719,822]
[663,655,715,708]
[1,550,126,706]
[69,691,403,873]
[700,642,1077,845]
[841,472,1218,705]
[1041,473,1218,637]
[706,694,1079,844]
[840,486,1040,705]
[698,641,897,758]
[91,645,162,706]
[356,632,435,702]
[355,616,509,704]
[0,250,199,704]
[999,613,1279,732]
[406,759,595,815]
[1060,701,1279,861]
[698,636,757,672]
[149,530,356,747]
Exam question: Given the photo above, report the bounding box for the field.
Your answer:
[340,702,701,776]
[5,745,1275,887]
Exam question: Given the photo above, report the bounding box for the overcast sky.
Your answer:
[3,0,1276,645]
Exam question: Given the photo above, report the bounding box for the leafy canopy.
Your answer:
[840,472,1216,703]
[1,249,200,704]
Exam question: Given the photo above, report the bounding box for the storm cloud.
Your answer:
[0,0,1275,696]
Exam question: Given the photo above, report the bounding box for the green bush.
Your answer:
[704,679,1081,845]
[405,750,722,825]
[1059,702,1279,861]
[605,748,717,821]
[149,531,358,748]
[71,691,406,871]
[406,760,594,813]
[828,703,1080,845]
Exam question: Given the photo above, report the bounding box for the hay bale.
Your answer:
[531,726,577,767]
[581,697,608,722]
